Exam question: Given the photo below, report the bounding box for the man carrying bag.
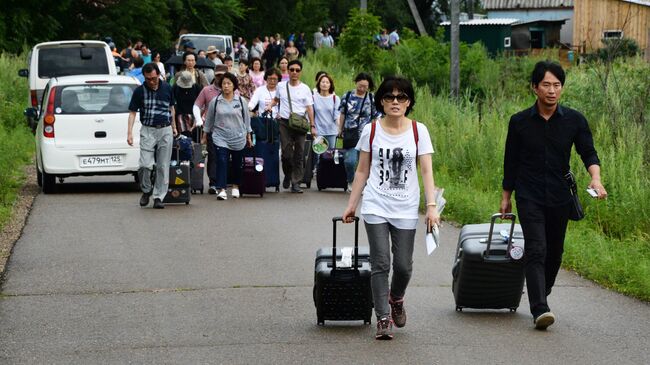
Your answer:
[274,60,316,193]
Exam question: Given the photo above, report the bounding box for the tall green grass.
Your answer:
[0,53,35,229]
[302,49,650,301]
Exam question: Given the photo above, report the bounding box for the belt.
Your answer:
[143,123,171,129]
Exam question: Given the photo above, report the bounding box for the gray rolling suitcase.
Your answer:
[313,217,373,326]
[452,213,525,312]
[190,142,204,194]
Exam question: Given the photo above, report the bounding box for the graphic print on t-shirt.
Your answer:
[377,145,415,193]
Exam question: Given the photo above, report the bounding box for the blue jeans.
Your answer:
[214,144,243,189]
[344,149,358,183]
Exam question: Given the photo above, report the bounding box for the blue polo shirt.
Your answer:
[128,82,174,127]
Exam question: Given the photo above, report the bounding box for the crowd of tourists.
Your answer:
[124,25,608,341]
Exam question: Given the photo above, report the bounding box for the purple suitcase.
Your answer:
[316,149,348,192]
[239,156,266,197]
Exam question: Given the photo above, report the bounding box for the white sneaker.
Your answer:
[217,190,228,200]
[231,188,240,198]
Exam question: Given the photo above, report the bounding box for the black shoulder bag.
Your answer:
[565,171,585,221]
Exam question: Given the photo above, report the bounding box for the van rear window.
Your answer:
[54,84,136,114]
[38,47,109,78]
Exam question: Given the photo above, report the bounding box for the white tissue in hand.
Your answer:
[426,225,440,255]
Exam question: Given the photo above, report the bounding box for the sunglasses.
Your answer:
[289,68,302,73]
[382,93,409,103]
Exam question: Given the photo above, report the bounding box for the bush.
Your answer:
[337,8,383,71]
[597,38,640,62]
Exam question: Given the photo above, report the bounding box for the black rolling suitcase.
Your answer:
[163,162,191,205]
[452,213,525,312]
[300,134,315,189]
[313,217,373,326]
[190,142,205,194]
[316,145,348,192]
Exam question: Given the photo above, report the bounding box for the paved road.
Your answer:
[0,176,648,364]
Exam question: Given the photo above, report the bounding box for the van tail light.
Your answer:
[30,90,38,107]
[43,87,57,138]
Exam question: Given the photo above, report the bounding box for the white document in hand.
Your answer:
[426,224,440,255]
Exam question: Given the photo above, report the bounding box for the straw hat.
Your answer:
[206,45,218,54]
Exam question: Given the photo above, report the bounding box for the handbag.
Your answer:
[285,82,310,133]
[565,171,585,221]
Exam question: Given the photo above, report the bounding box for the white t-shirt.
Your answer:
[358,121,434,223]
[248,85,278,118]
[276,81,313,119]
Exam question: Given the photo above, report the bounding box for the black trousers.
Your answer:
[516,198,571,318]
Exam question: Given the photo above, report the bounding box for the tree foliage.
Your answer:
[338,8,383,71]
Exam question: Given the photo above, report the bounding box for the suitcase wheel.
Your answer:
[275,186,279,192]
[317,317,324,326]
[318,187,322,191]
[306,181,311,189]
[185,202,189,205]
[510,308,517,313]
[456,306,463,312]
[200,189,204,194]
[364,318,372,325]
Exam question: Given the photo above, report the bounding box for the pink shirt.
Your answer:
[194,85,220,112]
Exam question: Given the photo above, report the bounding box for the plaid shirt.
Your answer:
[128,82,174,127]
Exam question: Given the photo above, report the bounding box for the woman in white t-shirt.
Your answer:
[248,68,281,118]
[342,76,440,341]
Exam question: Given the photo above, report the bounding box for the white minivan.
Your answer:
[177,34,234,59]
[19,40,117,131]
[32,75,141,193]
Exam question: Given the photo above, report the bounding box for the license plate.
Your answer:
[79,154,123,167]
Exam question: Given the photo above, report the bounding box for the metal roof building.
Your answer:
[483,0,575,45]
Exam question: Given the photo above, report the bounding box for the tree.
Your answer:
[338,8,382,70]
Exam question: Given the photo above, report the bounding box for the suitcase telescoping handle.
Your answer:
[332,216,359,271]
[485,213,516,260]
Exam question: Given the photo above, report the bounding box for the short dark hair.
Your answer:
[239,58,249,67]
[132,56,144,68]
[317,74,335,94]
[288,59,302,70]
[354,72,375,90]
[264,67,282,80]
[223,55,233,62]
[182,51,196,62]
[374,75,416,116]
[315,71,327,83]
[250,57,264,71]
[142,62,160,75]
[219,72,239,90]
[531,60,565,87]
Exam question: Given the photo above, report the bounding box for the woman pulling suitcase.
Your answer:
[342,76,441,340]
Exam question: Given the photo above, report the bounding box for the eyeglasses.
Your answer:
[382,93,409,103]
[289,68,301,73]
[266,77,279,81]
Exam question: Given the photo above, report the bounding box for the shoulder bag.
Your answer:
[565,171,585,221]
[285,82,310,133]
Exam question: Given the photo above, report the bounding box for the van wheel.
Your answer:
[42,170,56,194]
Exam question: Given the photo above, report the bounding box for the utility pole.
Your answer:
[450,0,460,99]
[360,0,367,12]
[468,0,474,20]
[406,0,428,35]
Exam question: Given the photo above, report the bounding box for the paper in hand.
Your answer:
[426,223,440,255]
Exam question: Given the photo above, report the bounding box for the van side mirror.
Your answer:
[24,107,39,119]
[18,69,29,77]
